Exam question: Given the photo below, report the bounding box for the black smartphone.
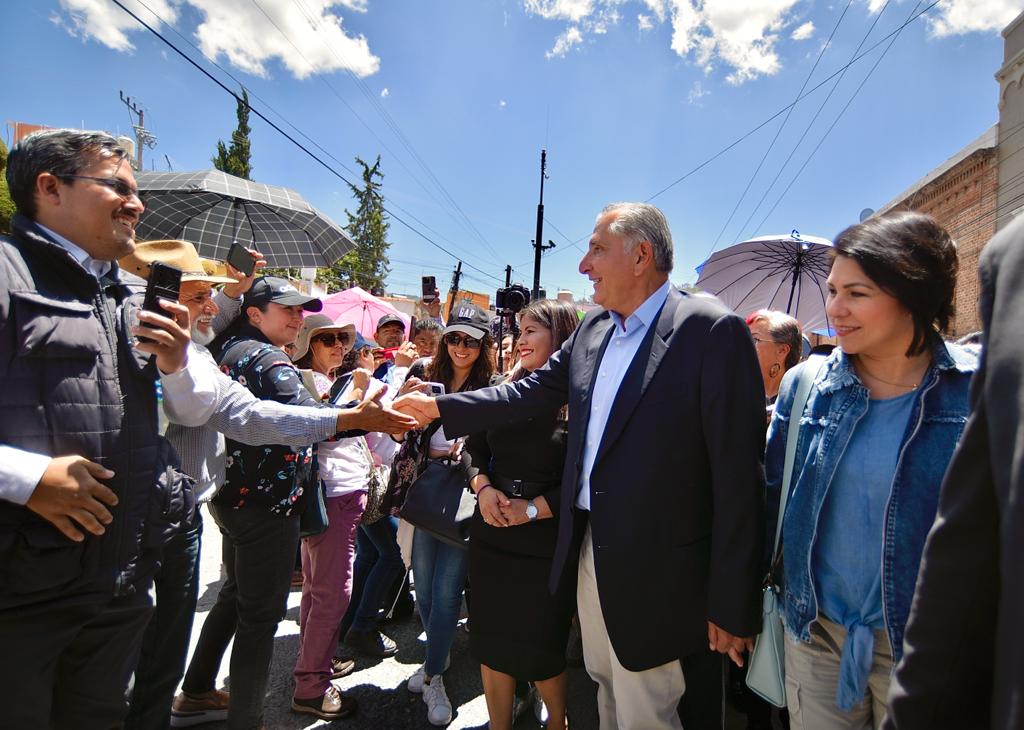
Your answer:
[421,275,437,302]
[226,242,256,277]
[138,262,182,343]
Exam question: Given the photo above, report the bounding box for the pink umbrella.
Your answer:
[314,286,410,339]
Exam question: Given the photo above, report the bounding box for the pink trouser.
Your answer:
[293,491,366,698]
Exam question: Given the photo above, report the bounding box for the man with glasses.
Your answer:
[116,242,416,729]
[0,129,218,727]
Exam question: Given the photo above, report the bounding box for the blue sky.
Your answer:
[6,0,1018,299]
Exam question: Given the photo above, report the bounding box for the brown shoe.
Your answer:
[292,685,357,720]
[170,689,229,727]
[330,656,356,679]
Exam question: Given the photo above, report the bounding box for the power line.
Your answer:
[643,0,941,204]
[285,0,505,266]
[734,0,894,242]
[111,0,505,286]
[708,0,854,255]
[751,0,926,235]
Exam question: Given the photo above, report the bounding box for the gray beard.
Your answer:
[192,324,216,347]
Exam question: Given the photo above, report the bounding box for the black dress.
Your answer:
[464,406,576,681]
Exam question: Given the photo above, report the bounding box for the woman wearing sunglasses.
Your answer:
[464,299,580,730]
[404,304,496,726]
[765,212,977,728]
[288,315,374,721]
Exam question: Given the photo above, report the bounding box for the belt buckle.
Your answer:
[510,479,524,497]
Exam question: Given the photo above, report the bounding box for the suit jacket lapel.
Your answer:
[593,288,681,467]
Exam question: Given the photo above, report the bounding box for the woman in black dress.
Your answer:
[464,299,580,730]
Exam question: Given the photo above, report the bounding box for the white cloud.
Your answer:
[546,26,584,58]
[925,0,1020,37]
[791,20,814,40]
[638,13,654,32]
[523,0,595,22]
[687,80,709,105]
[380,87,389,97]
[55,0,180,52]
[190,0,379,79]
[53,0,380,79]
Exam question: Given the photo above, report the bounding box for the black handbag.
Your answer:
[399,458,475,549]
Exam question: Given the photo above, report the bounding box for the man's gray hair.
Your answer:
[600,202,675,273]
[6,129,129,220]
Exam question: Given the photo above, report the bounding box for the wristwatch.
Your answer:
[525,499,539,521]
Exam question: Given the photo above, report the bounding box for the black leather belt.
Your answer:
[492,474,558,500]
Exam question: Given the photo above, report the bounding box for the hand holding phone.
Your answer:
[226,242,256,277]
[138,262,182,343]
[422,382,446,396]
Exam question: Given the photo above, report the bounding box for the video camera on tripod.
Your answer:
[493,283,531,372]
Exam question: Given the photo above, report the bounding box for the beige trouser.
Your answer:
[784,616,894,730]
[577,525,686,730]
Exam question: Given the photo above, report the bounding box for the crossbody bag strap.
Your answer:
[773,354,826,556]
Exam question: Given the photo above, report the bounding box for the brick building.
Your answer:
[874,127,998,337]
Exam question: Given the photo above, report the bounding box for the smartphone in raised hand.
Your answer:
[226,242,256,277]
[138,262,182,343]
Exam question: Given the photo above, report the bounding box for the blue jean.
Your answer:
[411,528,468,676]
[343,516,406,634]
[125,510,204,730]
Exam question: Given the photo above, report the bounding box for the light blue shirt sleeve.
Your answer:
[0,447,52,505]
[576,280,671,510]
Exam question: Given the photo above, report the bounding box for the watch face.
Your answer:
[526,502,538,519]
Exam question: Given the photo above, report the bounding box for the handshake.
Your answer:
[390,379,444,428]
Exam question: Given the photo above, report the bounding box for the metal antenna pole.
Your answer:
[119,91,157,170]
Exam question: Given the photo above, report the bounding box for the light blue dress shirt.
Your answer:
[576,280,671,511]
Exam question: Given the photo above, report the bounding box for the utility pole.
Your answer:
[119,91,157,170]
[447,261,463,322]
[532,149,555,299]
[504,265,512,287]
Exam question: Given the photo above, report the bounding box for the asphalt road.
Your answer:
[187,507,758,729]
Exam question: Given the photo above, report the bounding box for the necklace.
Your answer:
[856,359,922,390]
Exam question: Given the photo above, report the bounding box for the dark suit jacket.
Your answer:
[439,286,766,671]
[884,216,1024,730]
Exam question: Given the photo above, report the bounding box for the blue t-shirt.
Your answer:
[812,388,916,710]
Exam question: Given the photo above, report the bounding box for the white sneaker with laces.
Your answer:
[407,664,426,694]
[422,675,453,726]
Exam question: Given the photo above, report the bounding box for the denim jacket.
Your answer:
[764,339,977,662]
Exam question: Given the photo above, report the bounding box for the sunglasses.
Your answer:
[58,174,141,201]
[313,332,350,347]
[443,333,482,349]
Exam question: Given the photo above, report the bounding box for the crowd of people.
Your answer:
[1,127,1022,730]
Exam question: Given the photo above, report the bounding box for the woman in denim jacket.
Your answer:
[764,211,977,729]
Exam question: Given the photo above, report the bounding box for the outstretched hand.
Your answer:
[340,387,417,435]
[392,391,440,427]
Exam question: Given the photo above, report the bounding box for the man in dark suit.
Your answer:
[883,215,1024,730]
[395,202,765,729]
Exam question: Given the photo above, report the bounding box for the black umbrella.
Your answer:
[134,170,355,268]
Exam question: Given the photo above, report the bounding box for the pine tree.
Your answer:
[322,156,391,292]
[0,138,15,234]
[212,89,253,180]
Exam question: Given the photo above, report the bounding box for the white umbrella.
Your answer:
[695,231,834,333]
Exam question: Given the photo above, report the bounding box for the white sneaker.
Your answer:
[407,664,426,694]
[422,675,453,726]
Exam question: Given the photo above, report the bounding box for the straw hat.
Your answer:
[119,240,239,284]
[292,314,357,362]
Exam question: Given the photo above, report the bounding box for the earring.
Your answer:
[769,363,781,378]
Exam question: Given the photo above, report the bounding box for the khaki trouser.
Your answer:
[577,525,686,730]
[785,616,894,730]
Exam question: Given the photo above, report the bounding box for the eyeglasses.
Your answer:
[313,332,350,347]
[58,175,141,201]
[751,336,781,346]
[443,333,482,349]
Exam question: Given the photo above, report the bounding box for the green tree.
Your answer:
[212,89,253,180]
[323,156,391,292]
[0,138,15,234]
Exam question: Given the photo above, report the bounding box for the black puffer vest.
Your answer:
[0,214,176,607]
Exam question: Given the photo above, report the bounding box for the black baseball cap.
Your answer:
[376,313,405,331]
[242,276,322,312]
[444,303,490,339]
